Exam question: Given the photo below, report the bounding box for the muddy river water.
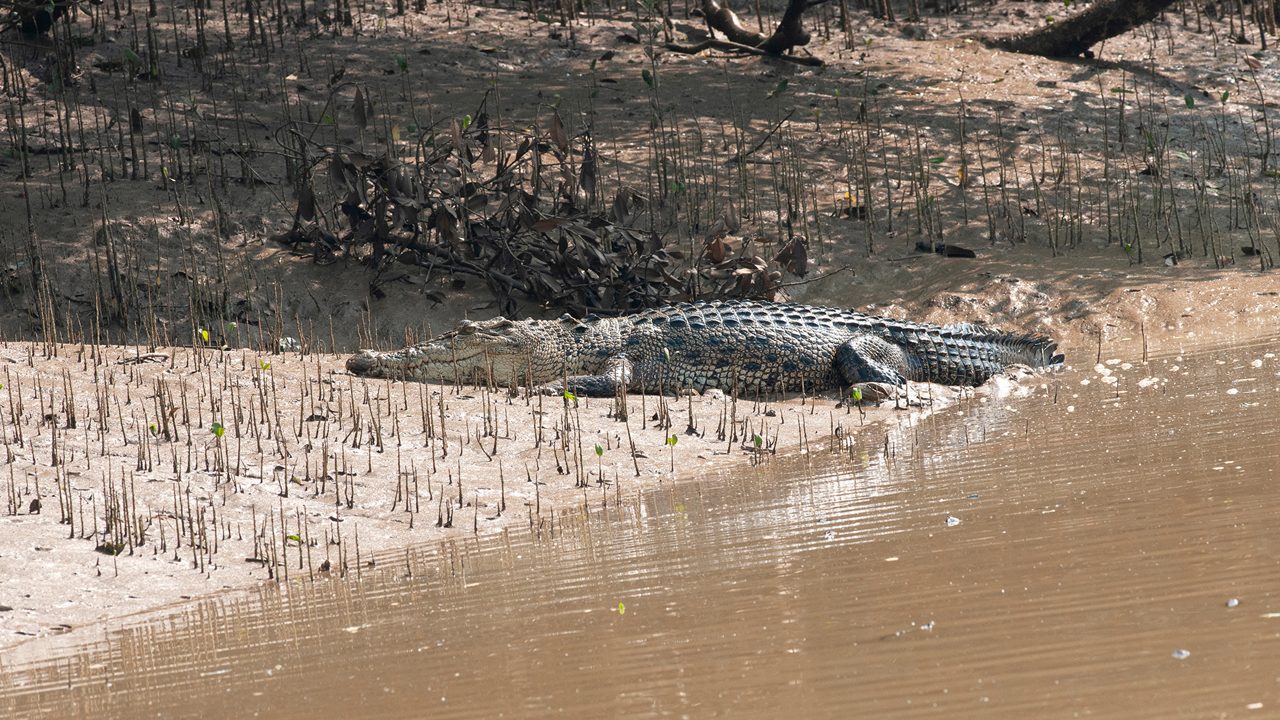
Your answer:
[2,340,1279,718]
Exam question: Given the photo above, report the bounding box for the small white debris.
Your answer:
[945,516,961,527]
[1252,359,1264,368]
[1248,702,1265,710]
[1120,362,1133,371]
[1066,405,1075,412]
[1171,649,1191,660]
[1227,598,1241,608]
[1227,388,1239,395]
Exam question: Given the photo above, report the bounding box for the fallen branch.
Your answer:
[672,0,827,64]
[117,353,170,365]
[985,0,1178,58]
[665,40,824,67]
[725,109,796,165]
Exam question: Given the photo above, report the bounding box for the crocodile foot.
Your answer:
[837,382,901,406]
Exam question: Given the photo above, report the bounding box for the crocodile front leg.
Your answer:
[538,356,634,397]
[834,335,911,402]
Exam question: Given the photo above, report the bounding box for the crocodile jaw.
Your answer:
[346,317,569,385]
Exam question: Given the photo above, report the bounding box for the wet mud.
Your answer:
[3,339,1278,718]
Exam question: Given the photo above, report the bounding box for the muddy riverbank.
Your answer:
[3,328,1278,718]
[1,261,1278,652]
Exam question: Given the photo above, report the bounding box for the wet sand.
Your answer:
[0,337,985,649]
[1,261,1278,653]
[3,337,1278,718]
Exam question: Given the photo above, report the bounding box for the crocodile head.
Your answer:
[346,316,574,386]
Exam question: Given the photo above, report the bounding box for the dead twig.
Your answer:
[725,109,797,165]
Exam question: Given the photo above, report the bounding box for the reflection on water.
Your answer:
[3,342,1280,718]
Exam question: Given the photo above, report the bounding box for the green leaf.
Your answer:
[1184,94,1195,108]
[227,322,238,331]
[766,79,788,99]
[396,55,408,72]
[641,69,653,87]
[1221,90,1230,104]
[211,422,225,438]
[851,387,863,402]
[617,601,626,615]
[199,328,210,343]
[259,359,271,370]
[286,534,302,543]
[595,443,604,457]
[461,114,472,130]
[666,434,678,447]
[148,423,158,435]
[929,156,946,164]
[562,390,577,402]
[752,433,763,448]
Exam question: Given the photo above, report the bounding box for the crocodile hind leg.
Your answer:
[537,356,634,397]
[834,335,911,403]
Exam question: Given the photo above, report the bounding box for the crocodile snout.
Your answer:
[346,351,379,375]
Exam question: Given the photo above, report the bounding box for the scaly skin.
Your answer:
[346,300,1063,396]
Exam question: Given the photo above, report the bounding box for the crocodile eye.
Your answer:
[491,318,514,329]
[456,320,477,334]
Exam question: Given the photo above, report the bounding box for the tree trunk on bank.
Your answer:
[665,0,828,66]
[991,0,1179,58]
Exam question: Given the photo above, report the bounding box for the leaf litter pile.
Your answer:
[277,99,806,317]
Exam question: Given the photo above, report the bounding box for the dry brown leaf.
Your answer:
[704,237,728,263]
[297,184,315,221]
[550,114,569,154]
[354,88,368,129]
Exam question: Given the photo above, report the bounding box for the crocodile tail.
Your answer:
[983,331,1063,370]
[942,324,1063,371]
[1021,334,1064,369]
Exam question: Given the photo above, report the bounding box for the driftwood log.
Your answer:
[667,0,828,66]
[989,0,1179,58]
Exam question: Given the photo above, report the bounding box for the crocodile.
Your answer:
[345,299,1062,398]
